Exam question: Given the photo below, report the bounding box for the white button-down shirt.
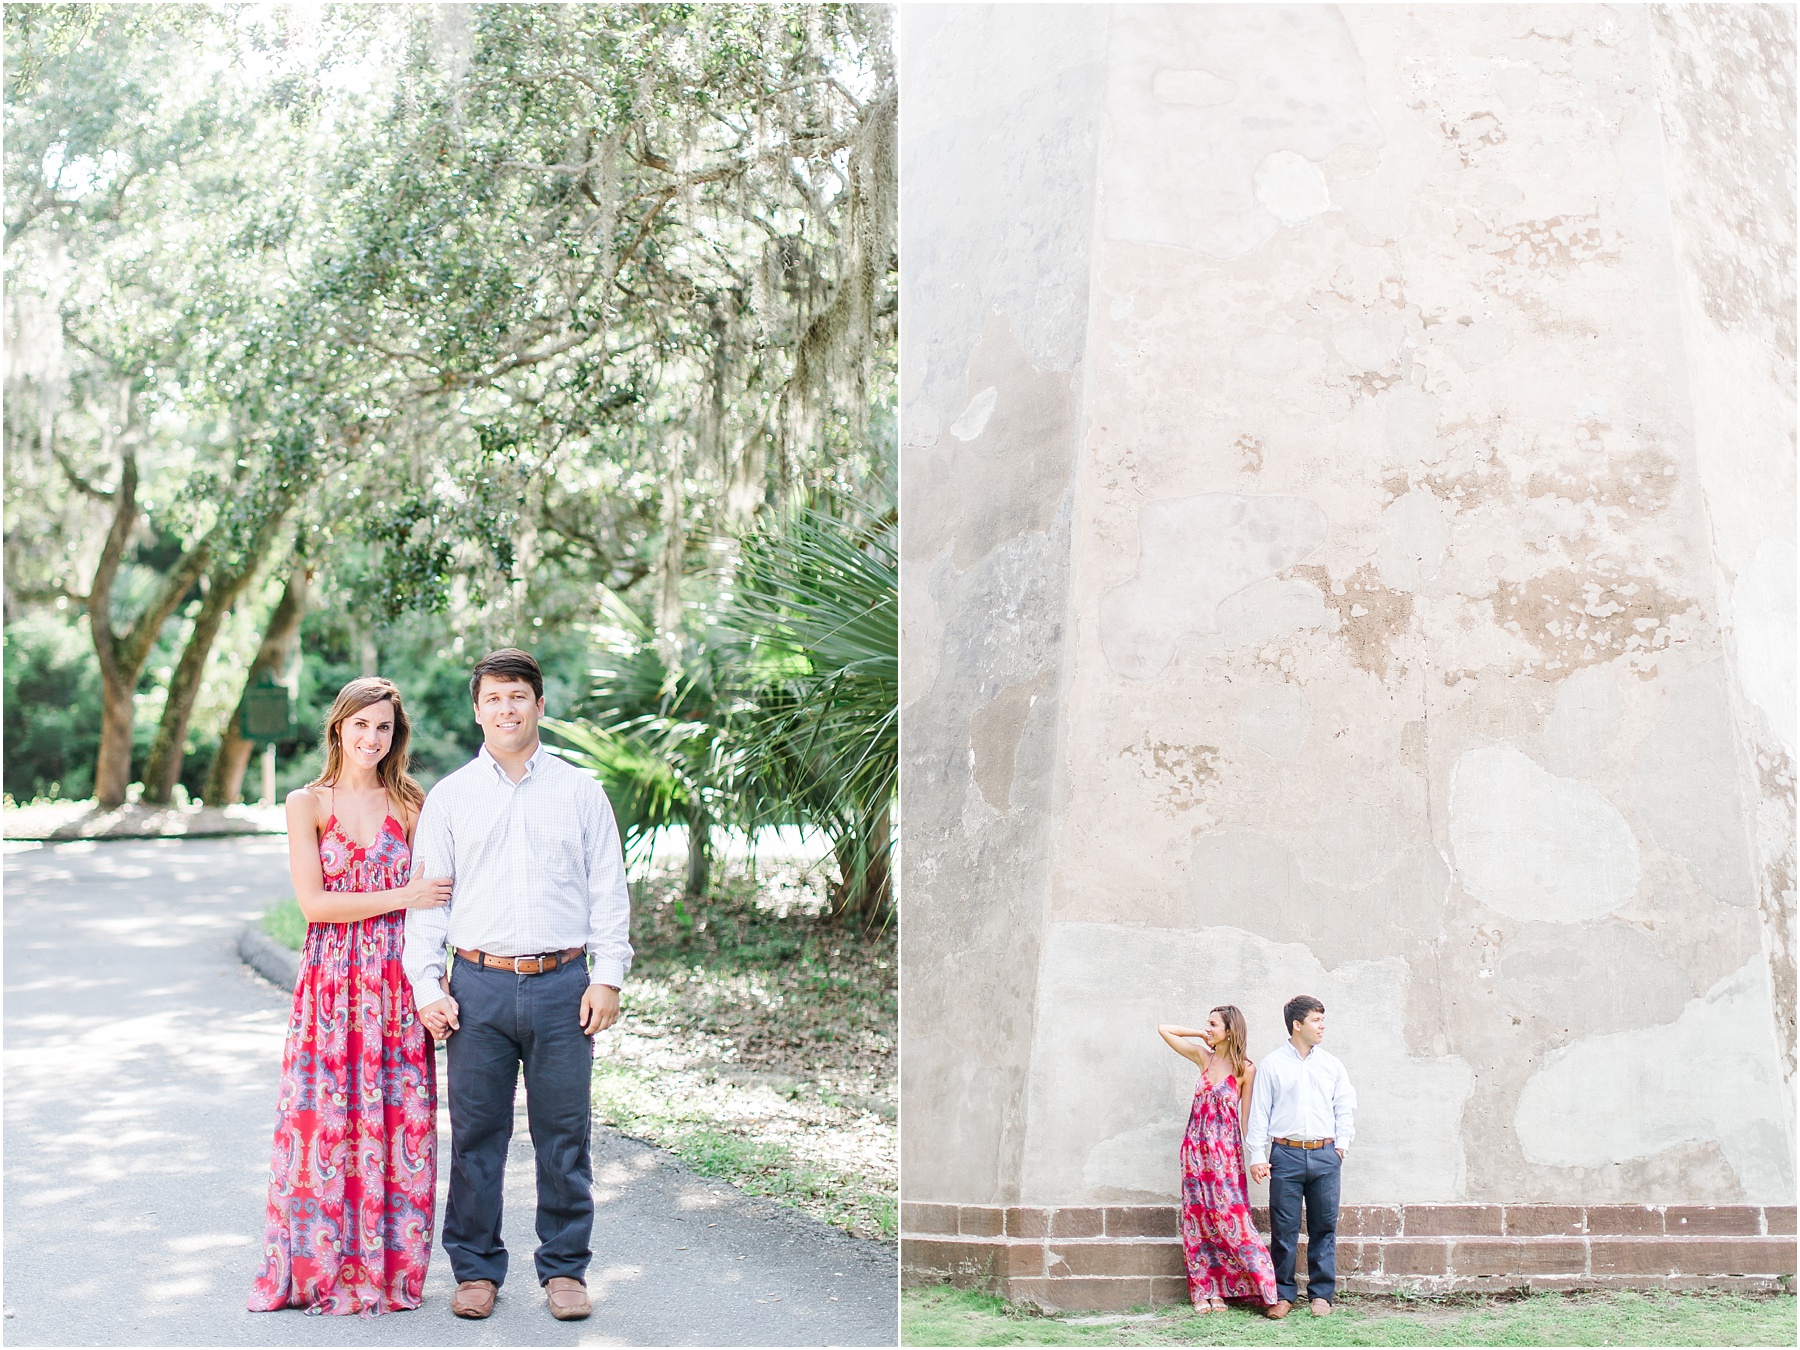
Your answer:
[402,743,633,997]
[1243,1040,1357,1165]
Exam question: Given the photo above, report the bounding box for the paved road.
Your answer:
[3,838,897,1346]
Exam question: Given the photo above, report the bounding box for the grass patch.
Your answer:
[594,857,895,1241]
[901,1286,1798,1347]
[262,896,306,951]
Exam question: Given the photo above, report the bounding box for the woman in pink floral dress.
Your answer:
[1158,1006,1278,1313]
[248,677,452,1316]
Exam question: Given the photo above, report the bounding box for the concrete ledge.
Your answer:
[238,924,300,992]
[902,1205,1799,1307]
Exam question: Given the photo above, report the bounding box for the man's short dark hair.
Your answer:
[470,648,544,704]
[1284,995,1324,1036]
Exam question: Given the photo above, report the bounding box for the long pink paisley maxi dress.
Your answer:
[247,813,437,1315]
[1179,1071,1278,1307]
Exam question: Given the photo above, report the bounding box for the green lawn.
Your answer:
[262,896,306,950]
[902,1286,1798,1347]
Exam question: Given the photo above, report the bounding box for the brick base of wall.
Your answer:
[901,1203,1797,1309]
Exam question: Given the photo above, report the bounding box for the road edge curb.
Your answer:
[238,923,299,991]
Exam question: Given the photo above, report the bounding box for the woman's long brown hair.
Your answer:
[308,677,425,818]
[1210,1004,1252,1083]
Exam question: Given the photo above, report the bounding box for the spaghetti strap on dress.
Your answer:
[1179,1071,1277,1307]
[247,811,437,1315]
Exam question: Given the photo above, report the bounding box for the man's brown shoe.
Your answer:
[546,1276,591,1321]
[1265,1300,1292,1319]
[451,1280,497,1319]
[1311,1298,1333,1317]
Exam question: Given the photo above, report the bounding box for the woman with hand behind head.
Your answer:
[1158,1006,1279,1314]
[248,677,453,1316]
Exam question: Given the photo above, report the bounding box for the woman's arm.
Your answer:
[1157,1024,1213,1069]
[1237,1063,1256,1122]
[286,789,451,923]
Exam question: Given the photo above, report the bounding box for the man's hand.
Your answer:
[1336,1147,1347,1160]
[581,983,621,1035]
[1250,1162,1271,1184]
[419,993,460,1042]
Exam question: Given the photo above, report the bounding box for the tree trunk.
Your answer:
[828,802,891,929]
[141,506,291,804]
[74,393,214,807]
[93,666,137,808]
[684,809,712,901]
[202,560,312,806]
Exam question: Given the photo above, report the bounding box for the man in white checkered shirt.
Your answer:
[404,648,633,1325]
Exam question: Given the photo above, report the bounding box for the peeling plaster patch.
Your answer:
[1100,494,1329,681]
[1120,736,1220,813]
[949,386,998,441]
[1377,490,1453,591]
[1731,537,1797,753]
[1525,441,1679,514]
[1238,683,1308,759]
[1021,923,1473,1204]
[1450,744,1640,923]
[1151,68,1237,107]
[1254,150,1331,226]
[1637,661,1757,906]
[1292,564,1414,680]
[970,669,1054,813]
[1492,566,1699,675]
[1515,956,1796,1201]
[1485,215,1621,271]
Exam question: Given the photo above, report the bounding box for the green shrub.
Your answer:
[3,614,104,802]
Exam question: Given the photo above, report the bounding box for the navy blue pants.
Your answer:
[442,957,593,1287]
[1268,1142,1341,1303]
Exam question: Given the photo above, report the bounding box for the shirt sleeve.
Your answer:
[583,783,634,988]
[1332,1055,1357,1151]
[1244,1056,1275,1166]
[402,786,454,1000]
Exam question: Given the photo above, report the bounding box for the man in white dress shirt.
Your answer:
[1243,994,1356,1319]
[404,649,633,1323]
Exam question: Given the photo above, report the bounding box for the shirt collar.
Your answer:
[478,741,546,783]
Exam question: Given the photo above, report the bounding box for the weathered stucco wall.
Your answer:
[898,2,1107,1204]
[903,3,1795,1213]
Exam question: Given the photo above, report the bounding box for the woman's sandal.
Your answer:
[1208,1298,1228,1313]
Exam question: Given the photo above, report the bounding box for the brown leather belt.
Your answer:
[455,946,584,976]
[1273,1137,1334,1150]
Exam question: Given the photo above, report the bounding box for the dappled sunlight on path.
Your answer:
[5,837,895,1346]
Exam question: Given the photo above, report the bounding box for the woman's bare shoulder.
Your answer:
[286,785,326,820]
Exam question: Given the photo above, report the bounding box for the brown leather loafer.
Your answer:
[546,1276,591,1321]
[1311,1298,1333,1317]
[1265,1299,1293,1319]
[451,1279,497,1319]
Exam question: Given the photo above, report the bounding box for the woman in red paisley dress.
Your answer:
[1158,1006,1278,1313]
[248,677,452,1316]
